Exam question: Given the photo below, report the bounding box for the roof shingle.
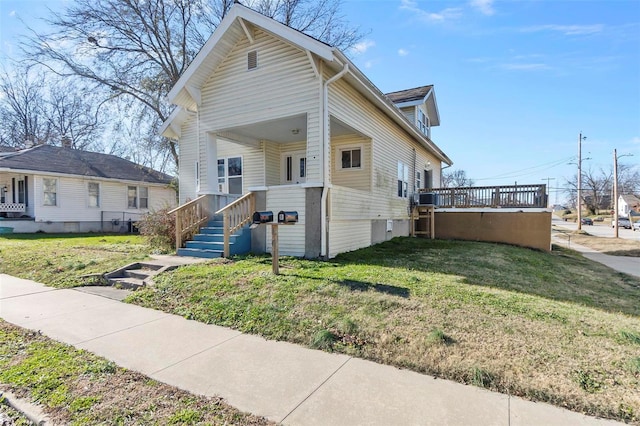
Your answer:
[385,85,434,103]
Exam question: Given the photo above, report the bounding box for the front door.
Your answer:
[282,152,306,184]
[217,156,243,194]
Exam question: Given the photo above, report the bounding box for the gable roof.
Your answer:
[385,85,440,127]
[0,145,173,184]
[162,3,451,165]
[620,194,640,206]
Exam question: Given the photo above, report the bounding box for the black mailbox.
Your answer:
[252,211,274,224]
[277,210,298,224]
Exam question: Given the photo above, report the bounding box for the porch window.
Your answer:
[340,147,361,169]
[218,156,243,194]
[397,162,409,198]
[88,182,100,207]
[43,178,57,206]
[18,180,25,204]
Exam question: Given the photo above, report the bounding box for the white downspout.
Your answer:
[321,62,349,258]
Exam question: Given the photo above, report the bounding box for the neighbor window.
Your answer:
[340,147,362,169]
[88,182,100,207]
[397,162,409,198]
[128,185,149,209]
[128,186,137,208]
[43,178,57,206]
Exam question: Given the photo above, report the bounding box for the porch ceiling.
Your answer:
[219,114,307,144]
[330,116,368,138]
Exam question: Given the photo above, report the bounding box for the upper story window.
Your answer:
[43,178,57,206]
[340,147,362,169]
[418,109,430,137]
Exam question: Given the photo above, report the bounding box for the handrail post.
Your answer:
[175,210,182,250]
[223,211,230,258]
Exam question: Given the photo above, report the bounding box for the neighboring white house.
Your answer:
[0,144,176,233]
[161,3,452,258]
[618,194,640,217]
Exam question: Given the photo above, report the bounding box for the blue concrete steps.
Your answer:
[177,216,251,259]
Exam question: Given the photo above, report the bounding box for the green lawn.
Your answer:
[1,234,639,423]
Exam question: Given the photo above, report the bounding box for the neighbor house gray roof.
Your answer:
[385,85,434,104]
[0,144,173,184]
[0,145,17,153]
[620,194,640,206]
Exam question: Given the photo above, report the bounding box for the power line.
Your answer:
[474,156,575,181]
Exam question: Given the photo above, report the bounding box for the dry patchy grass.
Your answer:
[553,228,640,257]
[0,320,271,425]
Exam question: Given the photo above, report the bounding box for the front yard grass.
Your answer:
[2,234,639,423]
[128,238,640,423]
[553,226,640,257]
[0,234,152,287]
[0,320,271,425]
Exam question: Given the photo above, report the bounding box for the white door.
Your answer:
[282,152,306,184]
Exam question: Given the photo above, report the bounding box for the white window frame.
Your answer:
[43,178,58,206]
[127,185,149,209]
[88,182,100,208]
[217,156,243,194]
[416,171,421,193]
[418,108,430,138]
[397,162,409,198]
[281,151,307,184]
[127,185,138,209]
[337,145,363,171]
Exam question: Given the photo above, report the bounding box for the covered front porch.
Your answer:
[0,173,31,218]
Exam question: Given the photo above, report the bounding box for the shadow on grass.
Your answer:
[337,279,410,298]
[0,233,128,241]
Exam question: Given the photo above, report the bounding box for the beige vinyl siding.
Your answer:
[331,135,371,191]
[33,175,174,222]
[328,78,425,219]
[199,29,322,181]
[264,141,280,186]
[399,106,415,124]
[329,219,371,258]
[178,116,198,203]
[265,186,306,256]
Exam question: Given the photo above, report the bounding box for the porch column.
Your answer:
[206,132,218,194]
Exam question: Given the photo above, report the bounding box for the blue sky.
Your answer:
[1,0,639,201]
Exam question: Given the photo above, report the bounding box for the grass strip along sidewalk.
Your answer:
[0,320,271,425]
[1,234,639,423]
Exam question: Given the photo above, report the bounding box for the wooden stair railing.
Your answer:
[215,192,255,257]
[169,195,210,250]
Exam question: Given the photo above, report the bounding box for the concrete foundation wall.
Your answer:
[305,188,322,258]
[432,210,551,251]
[0,220,134,234]
[371,219,410,245]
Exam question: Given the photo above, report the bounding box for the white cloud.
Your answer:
[521,24,604,36]
[351,39,375,55]
[470,0,495,16]
[500,63,551,71]
[400,0,462,23]
[364,60,374,69]
[398,48,409,57]
[631,137,640,145]
[9,10,16,17]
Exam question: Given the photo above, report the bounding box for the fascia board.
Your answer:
[0,168,173,186]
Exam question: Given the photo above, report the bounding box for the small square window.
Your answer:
[340,148,362,169]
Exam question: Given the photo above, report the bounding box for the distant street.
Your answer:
[552,216,640,242]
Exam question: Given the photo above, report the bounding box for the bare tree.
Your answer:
[24,0,363,168]
[442,169,475,188]
[0,67,51,148]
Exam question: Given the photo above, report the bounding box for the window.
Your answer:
[397,162,409,198]
[43,178,57,206]
[139,186,148,209]
[418,109,430,137]
[424,169,433,189]
[88,182,100,207]
[416,171,421,192]
[128,186,137,208]
[247,50,257,70]
[18,180,25,204]
[299,157,306,179]
[218,156,243,194]
[340,147,362,169]
[128,186,149,209]
[195,161,200,192]
[285,156,293,182]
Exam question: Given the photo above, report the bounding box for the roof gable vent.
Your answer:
[247,50,257,70]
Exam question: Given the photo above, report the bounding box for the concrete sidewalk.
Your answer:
[0,274,621,425]
[551,231,640,279]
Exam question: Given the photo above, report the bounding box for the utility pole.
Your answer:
[577,133,587,230]
[541,177,555,208]
[613,149,619,238]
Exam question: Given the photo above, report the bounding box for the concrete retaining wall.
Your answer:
[428,209,552,252]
